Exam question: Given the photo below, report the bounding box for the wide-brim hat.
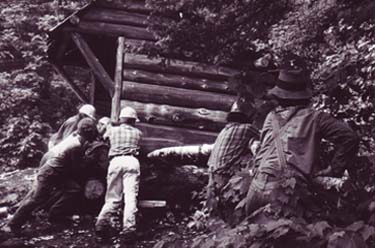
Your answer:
[268,69,312,100]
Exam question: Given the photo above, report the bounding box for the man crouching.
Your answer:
[7,118,98,233]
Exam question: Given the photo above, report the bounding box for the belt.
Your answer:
[109,153,136,160]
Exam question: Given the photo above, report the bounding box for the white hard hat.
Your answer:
[119,107,139,121]
[98,116,110,126]
[79,104,96,120]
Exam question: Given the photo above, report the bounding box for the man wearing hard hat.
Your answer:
[95,107,142,240]
[49,104,96,148]
[7,118,98,232]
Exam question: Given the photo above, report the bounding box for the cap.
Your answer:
[77,117,97,134]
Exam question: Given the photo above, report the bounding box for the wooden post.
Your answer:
[53,64,89,103]
[111,36,125,122]
[71,32,115,97]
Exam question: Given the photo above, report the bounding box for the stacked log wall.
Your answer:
[59,0,240,149]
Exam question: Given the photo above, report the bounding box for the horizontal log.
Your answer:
[121,100,227,131]
[140,137,184,155]
[65,21,156,41]
[137,123,218,154]
[93,0,151,14]
[124,54,240,80]
[123,68,236,94]
[138,200,166,208]
[122,81,236,111]
[82,8,149,27]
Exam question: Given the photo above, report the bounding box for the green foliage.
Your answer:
[0,0,88,171]
[268,0,375,154]
[192,215,375,248]
[146,0,375,154]
[146,0,290,66]
[147,5,375,245]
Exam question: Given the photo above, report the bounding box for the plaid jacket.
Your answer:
[106,124,142,157]
[208,122,258,174]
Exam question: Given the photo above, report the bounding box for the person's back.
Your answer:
[49,104,96,148]
[246,64,359,216]
[48,115,80,148]
[255,105,358,178]
[46,133,83,171]
[107,123,142,158]
[206,95,259,220]
[95,107,143,241]
[209,122,257,168]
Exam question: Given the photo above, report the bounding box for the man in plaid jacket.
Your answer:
[95,107,142,240]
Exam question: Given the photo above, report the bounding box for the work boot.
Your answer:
[95,224,113,244]
[119,227,137,243]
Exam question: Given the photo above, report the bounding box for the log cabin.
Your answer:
[47,0,267,205]
[47,0,246,156]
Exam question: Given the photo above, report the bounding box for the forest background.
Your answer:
[0,0,375,247]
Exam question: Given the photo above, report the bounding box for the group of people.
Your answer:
[7,104,143,240]
[5,60,359,241]
[207,63,359,221]
[149,62,359,223]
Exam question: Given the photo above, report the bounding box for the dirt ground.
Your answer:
[0,209,201,248]
[0,169,202,248]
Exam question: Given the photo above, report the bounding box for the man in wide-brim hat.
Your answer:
[267,68,312,100]
[245,65,359,217]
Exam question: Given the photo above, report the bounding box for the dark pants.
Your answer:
[46,180,82,221]
[206,171,235,221]
[9,166,81,228]
[245,172,281,215]
[245,171,308,217]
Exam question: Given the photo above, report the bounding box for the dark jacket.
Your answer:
[49,114,82,148]
[255,106,359,177]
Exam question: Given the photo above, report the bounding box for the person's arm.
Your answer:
[317,112,359,177]
[49,116,79,148]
